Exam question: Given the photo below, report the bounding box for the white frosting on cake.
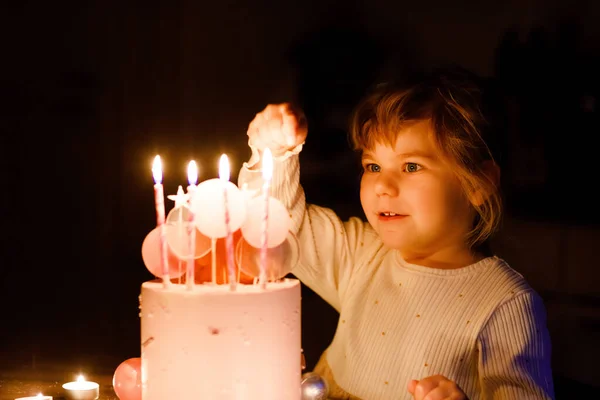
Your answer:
[140,279,301,399]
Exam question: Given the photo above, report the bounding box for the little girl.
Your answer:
[238,67,554,399]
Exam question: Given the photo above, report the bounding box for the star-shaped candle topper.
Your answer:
[167,185,190,208]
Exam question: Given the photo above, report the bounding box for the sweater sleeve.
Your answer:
[238,147,375,312]
[477,290,555,400]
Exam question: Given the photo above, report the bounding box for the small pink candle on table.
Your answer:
[219,154,237,291]
[260,148,273,288]
[152,155,171,288]
[186,160,198,290]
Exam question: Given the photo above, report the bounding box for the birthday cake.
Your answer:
[136,154,302,400]
[140,280,301,399]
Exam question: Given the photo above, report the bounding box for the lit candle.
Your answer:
[62,375,99,400]
[152,155,171,288]
[15,394,52,400]
[260,148,273,288]
[186,160,198,290]
[219,154,236,291]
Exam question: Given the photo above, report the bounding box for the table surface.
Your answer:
[0,374,117,400]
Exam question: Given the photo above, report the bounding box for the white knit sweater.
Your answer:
[239,150,555,400]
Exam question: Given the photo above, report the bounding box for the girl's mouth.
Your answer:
[378,212,407,221]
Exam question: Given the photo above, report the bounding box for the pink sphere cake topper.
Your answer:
[241,196,291,249]
[141,227,186,279]
[113,357,142,400]
[191,178,246,238]
[236,232,299,280]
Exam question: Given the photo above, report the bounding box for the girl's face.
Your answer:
[360,120,477,268]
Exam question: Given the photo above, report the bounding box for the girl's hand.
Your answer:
[247,103,308,157]
[407,375,468,400]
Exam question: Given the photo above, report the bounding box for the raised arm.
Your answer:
[237,104,375,311]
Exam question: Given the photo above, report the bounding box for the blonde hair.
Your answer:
[350,67,502,249]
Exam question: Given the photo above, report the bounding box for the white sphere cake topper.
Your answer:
[241,196,291,249]
[164,206,212,259]
[191,178,246,238]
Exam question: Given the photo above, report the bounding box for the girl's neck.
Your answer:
[401,248,486,270]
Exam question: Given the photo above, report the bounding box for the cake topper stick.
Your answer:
[211,238,217,284]
[178,217,183,285]
[167,185,188,284]
[186,161,198,290]
[152,155,171,288]
[219,154,237,291]
[259,148,273,288]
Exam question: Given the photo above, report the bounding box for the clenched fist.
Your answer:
[247,103,308,157]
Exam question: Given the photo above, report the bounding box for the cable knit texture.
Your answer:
[238,152,555,400]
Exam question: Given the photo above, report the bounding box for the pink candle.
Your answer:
[152,155,171,288]
[186,160,198,290]
[260,148,273,288]
[219,154,237,291]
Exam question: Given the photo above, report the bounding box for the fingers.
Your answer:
[280,104,307,146]
[247,103,307,155]
[411,375,442,400]
[407,379,418,394]
[407,375,465,400]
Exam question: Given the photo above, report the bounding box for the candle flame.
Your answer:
[188,160,198,186]
[77,374,85,382]
[37,394,44,398]
[219,154,230,182]
[262,148,273,181]
[152,155,163,184]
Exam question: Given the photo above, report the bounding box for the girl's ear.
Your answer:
[470,160,500,206]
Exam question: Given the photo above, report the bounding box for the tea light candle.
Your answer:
[62,375,99,400]
[15,394,52,400]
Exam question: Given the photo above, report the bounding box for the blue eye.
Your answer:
[364,163,381,173]
[404,162,421,173]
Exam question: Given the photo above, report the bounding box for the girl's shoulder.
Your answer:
[474,256,543,309]
[485,257,533,292]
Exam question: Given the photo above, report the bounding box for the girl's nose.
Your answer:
[374,172,399,197]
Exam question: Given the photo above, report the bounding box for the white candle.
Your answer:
[219,154,237,291]
[15,394,52,400]
[152,155,171,288]
[260,148,273,288]
[62,375,99,400]
[186,160,198,290]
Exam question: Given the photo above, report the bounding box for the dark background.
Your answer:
[2,0,599,398]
